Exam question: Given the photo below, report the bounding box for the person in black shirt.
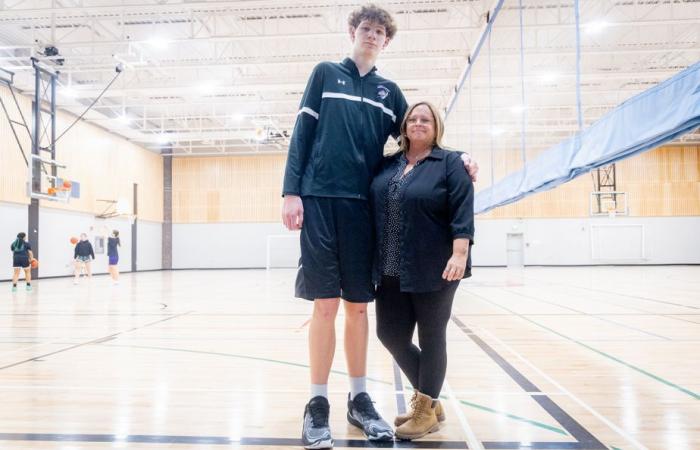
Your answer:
[73,233,95,284]
[107,230,121,284]
[10,232,33,292]
[281,5,480,448]
[370,102,474,440]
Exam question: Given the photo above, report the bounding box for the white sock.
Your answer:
[350,376,367,400]
[311,383,328,400]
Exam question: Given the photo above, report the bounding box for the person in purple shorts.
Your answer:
[107,230,120,285]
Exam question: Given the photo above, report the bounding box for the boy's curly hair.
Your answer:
[348,4,397,40]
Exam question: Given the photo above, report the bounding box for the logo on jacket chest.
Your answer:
[376,85,390,100]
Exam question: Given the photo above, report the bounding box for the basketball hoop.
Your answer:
[55,186,71,202]
[590,191,628,217]
[605,201,617,219]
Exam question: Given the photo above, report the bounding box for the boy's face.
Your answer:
[350,20,390,57]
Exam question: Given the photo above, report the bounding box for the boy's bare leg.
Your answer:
[343,301,368,378]
[343,300,393,441]
[309,298,340,384]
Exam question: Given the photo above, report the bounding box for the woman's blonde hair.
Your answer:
[399,101,445,153]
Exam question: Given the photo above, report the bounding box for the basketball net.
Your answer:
[55,187,71,202]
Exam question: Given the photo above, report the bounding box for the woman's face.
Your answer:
[406,105,436,147]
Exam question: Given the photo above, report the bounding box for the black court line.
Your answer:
[0,311,192,371]
[0,433,605,448]
[451,315,607,450]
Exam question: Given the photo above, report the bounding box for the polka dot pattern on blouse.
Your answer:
[381,153,428,277]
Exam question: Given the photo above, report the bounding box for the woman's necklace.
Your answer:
[406,147,431,165]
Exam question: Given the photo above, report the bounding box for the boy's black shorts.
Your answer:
[295,196,374,303]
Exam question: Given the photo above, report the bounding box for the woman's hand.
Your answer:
[460,153,479,182]
[442,253,467,281]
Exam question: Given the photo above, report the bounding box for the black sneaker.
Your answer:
[346,392,394,441]
[302,396,334,449]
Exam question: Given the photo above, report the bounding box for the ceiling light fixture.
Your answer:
[61,86,77,98]
[584,20,610,34]
[146,37,171,50]
[196,81,218,95]
[539,72,559,83]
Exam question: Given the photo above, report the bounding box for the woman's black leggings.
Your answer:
[375,276,459,399]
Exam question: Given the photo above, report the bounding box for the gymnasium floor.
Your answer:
[0,266,698,450]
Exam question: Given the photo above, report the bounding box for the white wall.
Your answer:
[172,217,700,269]
[137,220,162,271]
[173,223,299,269]
[474,217,700,266]
[0,202,28,274]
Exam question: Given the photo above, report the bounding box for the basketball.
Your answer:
[70,237,78,244]
[30,258,38,269]
[48,187,57,195]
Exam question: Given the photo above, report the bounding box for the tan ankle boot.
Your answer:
[394,390,445,426]
[395,391,439,440]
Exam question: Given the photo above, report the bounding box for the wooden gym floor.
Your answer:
[0,266,698,450]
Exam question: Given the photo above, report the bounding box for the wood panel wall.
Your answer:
[172,155,285,223]
[0,85,163,222]
[171,145,699,223]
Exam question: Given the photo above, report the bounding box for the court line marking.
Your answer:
[450,398,568,436]
[0,384,567,397]
[0,312,193,371]
[393,359,407,415]
[0,433,469,448]
[478,326,649,450]
[0,431,615,448]
[100,343,570,434]
[443,380,485,450]
[516,272,699,311]
[450,315,606,449]
[0,341,59,357]
[499,288,673,341]
[464,290,700,400]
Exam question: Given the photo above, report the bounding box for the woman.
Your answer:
[370,101,474,440]
[73,233,95,284]
[107,230,120,284]
[10,232,33,292]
